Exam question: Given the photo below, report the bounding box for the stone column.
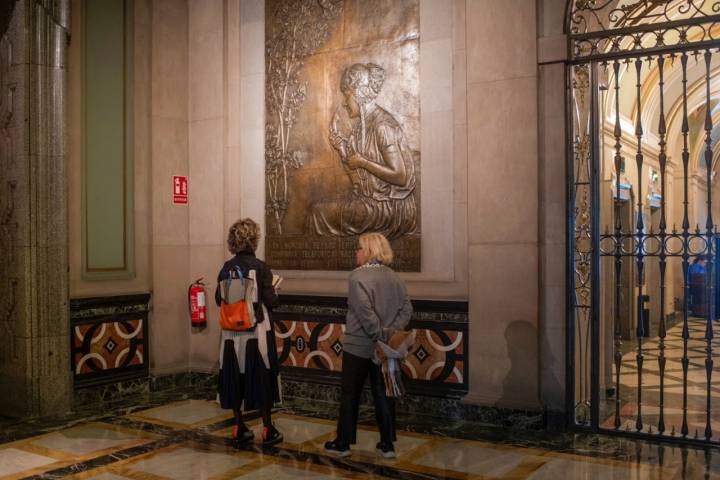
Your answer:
[150,0,190,374]
[0,0,72,417]
[465,0,540,409]
[537,0,568,418]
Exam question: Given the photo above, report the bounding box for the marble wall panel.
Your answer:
[224,146,242,228]
[452,202,469,284]
[420,0,452,42]
[35,245,69,339]
[452,49,467,127]
[464,1,541,411]
[539,0,567,37]
[468,243,539,408]
[33,335,72,415]
[7,154,29,247]
[239,74,264,129]
[467,77,539,245]
[239,0,264,75]
[150,0,188,120]
[466,0,536,84]
[452,0,465,52]
[0,372,30,415]
[453,124,468,205]
[0,0,72,416]
[189,0,223,38]
[189,118,224,245]
[150,117,189,246]
[188,244,226,371]
[538,60,567,414]
[540,284,565,411]
[151,245,191,373]
[420,39,453,114]
[189,34,223,121]
[189,0,223,122]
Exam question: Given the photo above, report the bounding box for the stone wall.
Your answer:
[61,0,572,417]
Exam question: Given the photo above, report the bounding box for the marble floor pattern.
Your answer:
[606,318,720,439]
[2,399,720,479]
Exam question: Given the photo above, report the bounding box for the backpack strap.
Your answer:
[246,269,264,323]
[221,265,244,304]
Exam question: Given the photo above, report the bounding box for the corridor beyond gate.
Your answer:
[608,318,720,440]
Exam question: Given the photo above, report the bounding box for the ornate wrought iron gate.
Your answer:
[568,1,720,444]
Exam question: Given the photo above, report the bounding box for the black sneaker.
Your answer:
[376,441,396,459]
[324,439,351,457]
[261,425,283,446]
[231,425,254,449]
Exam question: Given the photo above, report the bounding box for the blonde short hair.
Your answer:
[227,218,260,254]
[358,232,393,265]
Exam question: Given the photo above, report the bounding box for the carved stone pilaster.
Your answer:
[0,0,70,417]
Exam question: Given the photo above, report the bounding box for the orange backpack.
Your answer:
[218,266,257,331]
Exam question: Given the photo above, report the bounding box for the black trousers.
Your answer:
[337,351,396,445]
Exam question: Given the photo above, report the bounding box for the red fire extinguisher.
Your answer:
[188,278,207,328]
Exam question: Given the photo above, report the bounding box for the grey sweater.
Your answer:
[343,264,413,359]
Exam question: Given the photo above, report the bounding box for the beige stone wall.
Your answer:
[464,0,540,408]
[64,0,573,411]
[223,0,468,301]
[148,0,192,374]
[538,0,568,414]
[185,0,471,370]
[187,0,228,371]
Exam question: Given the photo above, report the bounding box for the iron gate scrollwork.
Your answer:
[568,0,720,445]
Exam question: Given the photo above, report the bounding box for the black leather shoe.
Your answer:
[261,425,283,446]
[324,439,351,457]
[376,441,396,459]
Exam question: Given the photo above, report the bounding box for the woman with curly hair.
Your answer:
[215,218,282,447]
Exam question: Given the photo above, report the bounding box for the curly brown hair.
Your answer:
[341,63,386,105]
[227,218,260,254]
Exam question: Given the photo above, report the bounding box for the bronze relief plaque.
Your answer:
[265,0,420,271]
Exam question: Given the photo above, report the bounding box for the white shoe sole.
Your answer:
[376,448,396,459]
[325,448,352,458]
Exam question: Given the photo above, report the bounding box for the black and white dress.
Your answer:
[215,251,281,411]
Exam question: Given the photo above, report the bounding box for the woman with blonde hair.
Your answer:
[324,232,413,458]
[215,218,282,447]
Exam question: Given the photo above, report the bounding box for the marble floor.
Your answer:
[606,318,720,439]
[2,399,720,479]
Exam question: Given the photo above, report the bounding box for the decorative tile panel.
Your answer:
[273,296,468,397]
[70,294,150,388]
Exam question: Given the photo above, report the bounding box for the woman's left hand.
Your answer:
[375,344,387,363]
[346,153,367,170]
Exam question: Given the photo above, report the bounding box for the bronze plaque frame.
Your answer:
[264,0,421,271]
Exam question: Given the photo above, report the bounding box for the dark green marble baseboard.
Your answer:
[73,372,217,410]
[72,371,544,431]
[280,377,544,430]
